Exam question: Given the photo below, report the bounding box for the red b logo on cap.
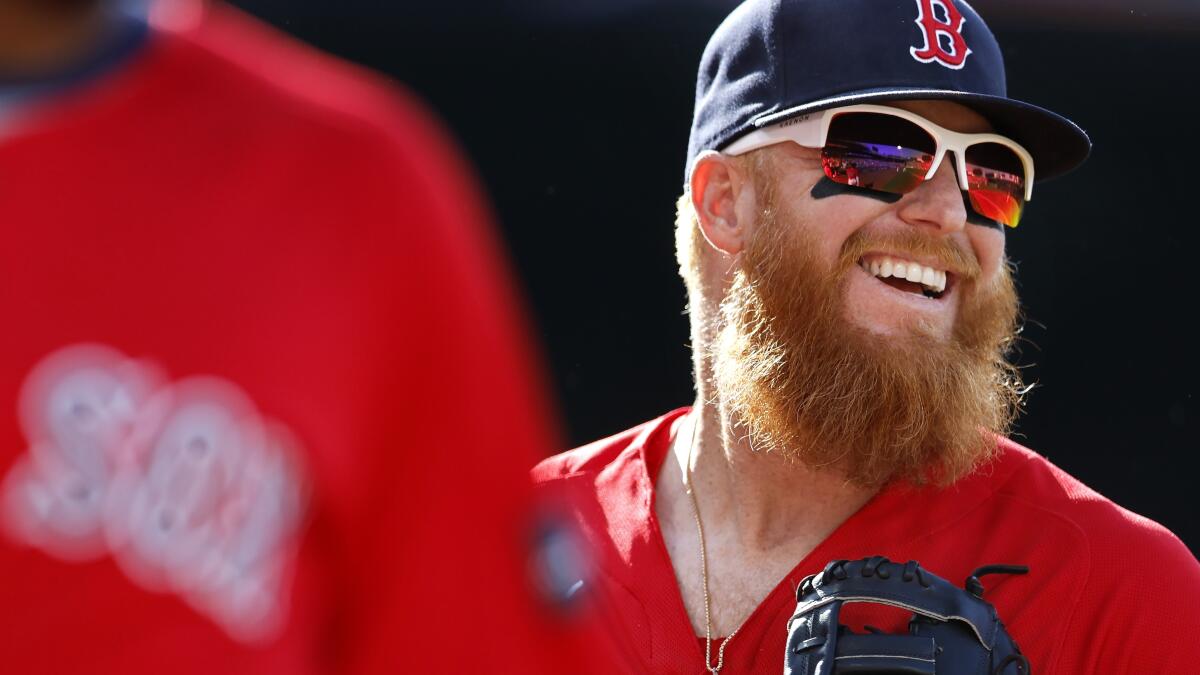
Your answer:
[910,0,972,70]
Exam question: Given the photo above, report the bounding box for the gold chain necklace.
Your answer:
[681,412,743,675]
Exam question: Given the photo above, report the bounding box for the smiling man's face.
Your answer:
[710,100,1023,486]
[759,100,1008,342]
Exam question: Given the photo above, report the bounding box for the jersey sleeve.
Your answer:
[1055,511,1200,672]
[1106,532,1200,671]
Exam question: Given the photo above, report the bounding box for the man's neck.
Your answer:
[654,396,877,636]
[669,398,876,552]
[0,2,108,77]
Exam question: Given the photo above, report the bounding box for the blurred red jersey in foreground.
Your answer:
[0,1,596,672]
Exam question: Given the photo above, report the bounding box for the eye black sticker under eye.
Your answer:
[810,177,1005,231]
[810,177,901,204]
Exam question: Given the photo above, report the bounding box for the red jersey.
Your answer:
[533,408,1200,673]
[0,3,581,673]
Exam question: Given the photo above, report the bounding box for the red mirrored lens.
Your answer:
[965,142,1026,227]
[821,112,936,194]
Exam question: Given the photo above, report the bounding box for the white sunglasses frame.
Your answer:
[722,103,1035,204]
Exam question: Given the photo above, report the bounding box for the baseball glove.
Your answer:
[784,556,1030,674]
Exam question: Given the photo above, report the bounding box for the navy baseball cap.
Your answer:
[686,0,1090,184]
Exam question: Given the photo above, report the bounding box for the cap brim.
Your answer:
[750,88,1091,182]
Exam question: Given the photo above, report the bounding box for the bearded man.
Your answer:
[533,0,1200,672]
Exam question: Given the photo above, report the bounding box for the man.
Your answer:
[0,0,594,672]
[534,0,1200,672]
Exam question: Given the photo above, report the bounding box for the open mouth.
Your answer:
[858,255,950,300]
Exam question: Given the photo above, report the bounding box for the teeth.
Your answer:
[862,256,948,295]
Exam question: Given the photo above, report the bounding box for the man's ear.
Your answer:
[689,151,753,256]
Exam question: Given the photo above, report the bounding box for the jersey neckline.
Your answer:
[618,406,1032,670]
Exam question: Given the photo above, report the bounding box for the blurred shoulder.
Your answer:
[157,1,429,139]
[146,2,492,248]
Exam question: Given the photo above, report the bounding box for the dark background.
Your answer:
[227,0,1199,550]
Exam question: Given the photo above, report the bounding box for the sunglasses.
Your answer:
[722,104,1035,228]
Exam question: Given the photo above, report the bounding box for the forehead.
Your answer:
[884,100,994,134]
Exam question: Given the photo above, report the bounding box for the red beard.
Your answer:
[712,177,1023,487]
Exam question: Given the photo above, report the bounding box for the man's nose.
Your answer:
[897,157,967,234]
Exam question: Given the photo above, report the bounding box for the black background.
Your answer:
[227,0,1199,551]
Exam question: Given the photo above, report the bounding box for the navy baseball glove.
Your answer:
[784,556,1030,674]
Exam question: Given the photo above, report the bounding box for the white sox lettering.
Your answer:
[1,344,308,644]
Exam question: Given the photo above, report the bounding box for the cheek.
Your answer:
[790,196,880,264]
